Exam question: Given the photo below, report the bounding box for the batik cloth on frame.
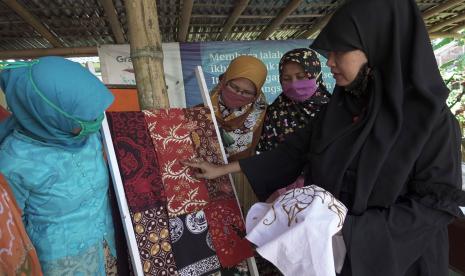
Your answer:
[169,210,221,276]
[144,109,210,218]
[107,107,253,274]
[106,112,166,212]
[130,206,177,275]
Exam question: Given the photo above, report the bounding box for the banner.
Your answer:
[98,40,335,108]
[98,44,186,108]
[180,39,334,106]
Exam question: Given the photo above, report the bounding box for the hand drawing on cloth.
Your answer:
[144,109,210,217]
[106,112,166,212]
[169,210,221,276]
[130,206,177,275]
[204,199,254,268]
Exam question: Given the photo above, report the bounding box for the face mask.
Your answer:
[0,60,104,139]
[220,85,255,109]
[282,79,318,102]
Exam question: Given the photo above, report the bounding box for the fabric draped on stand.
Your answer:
[169,210,221,276]
[144,109,210,218]
[106,112,166,212]
[107,107,253,275]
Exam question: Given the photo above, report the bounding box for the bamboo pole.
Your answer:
[178,0,194,42]
[422,0,463,20]
[124,0,170,109]
[257,0,303,40]
[217,0,250,40]
[100,0,126,44]
[0,47,98,59]
[3,0,63,47]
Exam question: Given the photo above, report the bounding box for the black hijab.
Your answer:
[308,0,465,215]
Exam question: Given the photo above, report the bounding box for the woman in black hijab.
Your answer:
[257,48,330,152]
[185,0,465,275]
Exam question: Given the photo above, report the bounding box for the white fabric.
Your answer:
[246,185,347,276]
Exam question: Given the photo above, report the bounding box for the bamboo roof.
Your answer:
[0,0,464,56]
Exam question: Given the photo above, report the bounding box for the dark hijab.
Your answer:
[309,0,465,215]
[257,48,330,152]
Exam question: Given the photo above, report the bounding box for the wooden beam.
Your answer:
[429,31,465,39]
[448,21,465,33]
[0,47,98,59]
[3,0,63,47]
[422,0,463,20]
[178,0,194,42]
[217,0,249,40]
[296,11,333,39]
[124,0,170,109]
[257,0,303,40]
[100,0,126,44]
[429,12,465,32]
[191,14,321,19]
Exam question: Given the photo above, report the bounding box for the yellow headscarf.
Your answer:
[223,55,267,91]
[211,55,268,161]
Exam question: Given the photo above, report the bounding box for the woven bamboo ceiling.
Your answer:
[0,0,464,53]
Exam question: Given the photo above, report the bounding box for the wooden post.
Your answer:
[124,0,170,109]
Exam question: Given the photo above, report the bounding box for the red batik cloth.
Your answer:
[144,109,210,217]
[107,112,166,212]
[205,199,254,267]
[184,107,235,202]
[130,206,178,275]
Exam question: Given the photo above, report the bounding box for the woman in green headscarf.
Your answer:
[0,56,117,275]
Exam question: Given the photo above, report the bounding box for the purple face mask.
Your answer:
[282,79,318,102]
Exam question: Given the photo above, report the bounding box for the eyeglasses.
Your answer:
[227,81,256,98]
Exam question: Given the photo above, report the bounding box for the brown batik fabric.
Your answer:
[130,206,178,275]
[104,240,118,276]
[184,107,235,202]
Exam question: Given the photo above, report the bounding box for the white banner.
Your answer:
[98,44,186,108]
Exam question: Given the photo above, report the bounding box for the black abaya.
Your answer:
[239,0,465,275]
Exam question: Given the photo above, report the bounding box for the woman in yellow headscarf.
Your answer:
[211,55,268,161]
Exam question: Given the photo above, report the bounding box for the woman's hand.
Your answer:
[182,160,241,179]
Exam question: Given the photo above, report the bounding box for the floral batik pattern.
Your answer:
[204,200,254,267]
[144,109,210,217]
[169,210,221,276]
[184,108,235,202]
[107,112,166,212]
[131,206,177,275]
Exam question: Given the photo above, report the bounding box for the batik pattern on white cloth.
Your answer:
[245,185,347,276]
